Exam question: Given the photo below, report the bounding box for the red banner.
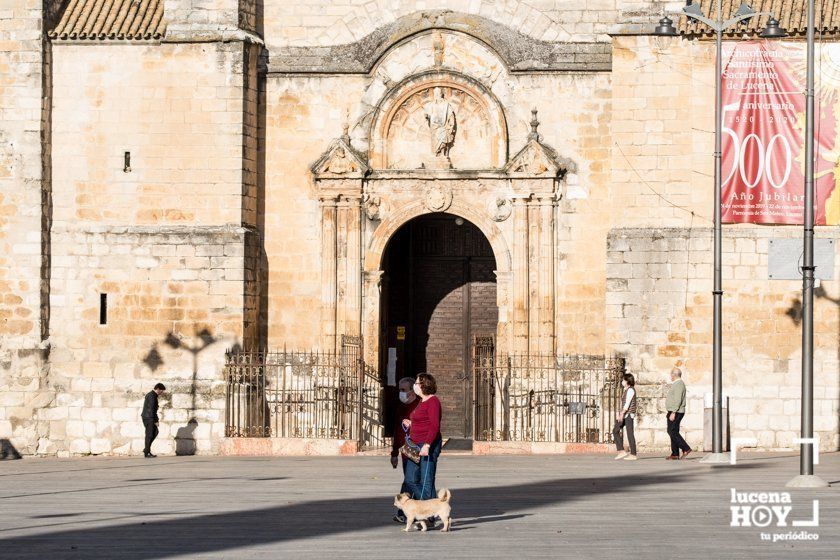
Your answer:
[721,41,839,225]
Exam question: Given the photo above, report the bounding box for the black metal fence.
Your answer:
[474,337,626,444]
[225,334,624,449]
[224,335,384,447]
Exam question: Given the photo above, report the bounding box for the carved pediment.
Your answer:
[311,136,370,178]
[504,109,572,178]
[505,139,562,176]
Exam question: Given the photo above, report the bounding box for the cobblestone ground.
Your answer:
[0,452,838,559]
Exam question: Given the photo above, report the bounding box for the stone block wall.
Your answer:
[607,227,840,451]
[51,42,251,228]
[0,0,50,454]
[610,34,714,230]
[40,225,253,456]
[0,32,262,455]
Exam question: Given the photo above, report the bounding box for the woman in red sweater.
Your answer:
[401,373,443,502]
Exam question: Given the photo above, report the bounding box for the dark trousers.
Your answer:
[666,412,690,456]
[613,416,636,455]
[143,418,158,454]
[395,456,410,516]
[400,456,410,493]
[404,435,442,500]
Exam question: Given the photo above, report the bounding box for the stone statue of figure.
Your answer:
[424,87,457,167]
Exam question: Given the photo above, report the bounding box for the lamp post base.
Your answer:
[785,474,830,488]
[699,452,731,464]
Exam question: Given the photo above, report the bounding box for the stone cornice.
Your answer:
[270,10,611,74]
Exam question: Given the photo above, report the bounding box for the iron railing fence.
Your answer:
[474,338,626,444]
[226,335,624,448]
[224,336,384,445]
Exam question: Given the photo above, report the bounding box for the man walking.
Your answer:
[391,376,420,524]
[142,383,166,458]
[665,368,691,460]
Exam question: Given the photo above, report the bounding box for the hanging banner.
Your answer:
[721,41,840,225]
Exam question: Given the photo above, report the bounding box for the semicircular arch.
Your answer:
[365,200,511,274]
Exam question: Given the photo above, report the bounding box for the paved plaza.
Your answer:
[0,451,838,559]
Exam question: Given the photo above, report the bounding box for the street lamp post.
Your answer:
[655,2,785,464]
[786,0,830,489]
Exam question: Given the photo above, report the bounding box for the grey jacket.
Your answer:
[665,379,686,413]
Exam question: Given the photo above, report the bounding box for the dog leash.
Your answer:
[420,452,430,499]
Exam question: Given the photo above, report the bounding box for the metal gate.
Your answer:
[224,335,384,447]
[473,337,625,443]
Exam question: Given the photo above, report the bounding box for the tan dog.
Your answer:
[394,489,452,532]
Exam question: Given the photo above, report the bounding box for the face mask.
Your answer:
[621,380,627,388]
[413,384,423,396]
[399,391,411,403]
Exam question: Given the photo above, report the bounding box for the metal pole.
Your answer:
[711,11,724,457]
[787,0,827,488]
[801,0,816,477]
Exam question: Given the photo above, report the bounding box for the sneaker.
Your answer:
[393,512,406,524]
[144,453,157,458]
[614,451,628,460]
[623,454,638,461]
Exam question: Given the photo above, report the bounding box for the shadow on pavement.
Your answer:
[0,477,288,500]
[0,471,700,558]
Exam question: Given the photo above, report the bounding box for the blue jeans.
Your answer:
[404,435,442,500]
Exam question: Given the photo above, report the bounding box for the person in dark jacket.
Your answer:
[391,376,420,523]
[141,383,166,458]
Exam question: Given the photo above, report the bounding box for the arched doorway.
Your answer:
[379,212,498,442]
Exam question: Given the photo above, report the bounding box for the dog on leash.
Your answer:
[394,489,452,532]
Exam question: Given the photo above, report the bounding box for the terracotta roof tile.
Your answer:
[49,0,166,41]
[678,0,840,38]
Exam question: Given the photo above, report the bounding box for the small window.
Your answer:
[99,293,107,325]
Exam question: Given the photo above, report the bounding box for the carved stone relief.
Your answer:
[323,146,359,174]
[489,196,512,222]
[362,194,383,220]
[423,184,453,212]
[424,87,457,169]
[507,143,551,175]
[385,85,495,170]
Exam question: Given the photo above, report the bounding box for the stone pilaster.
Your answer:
[538,196,556,354]
[339,196,362,338]
[361,270,384,365]
[511,197,530,353]
[319,198,338,351]
[527,198,541,353]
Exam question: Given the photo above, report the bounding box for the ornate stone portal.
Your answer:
[313,70,573,365]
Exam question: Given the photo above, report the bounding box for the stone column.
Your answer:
[344,196,362,338]
[320,198,338,351]
[527,199,541,354]
[494,270,513,356]
[335,197,349,340]
[334,196,363,340]
[362,270,384,365]
[538,196,556,354]
[511,197,529,353]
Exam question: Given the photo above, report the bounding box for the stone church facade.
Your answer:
[1,1,838,456]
